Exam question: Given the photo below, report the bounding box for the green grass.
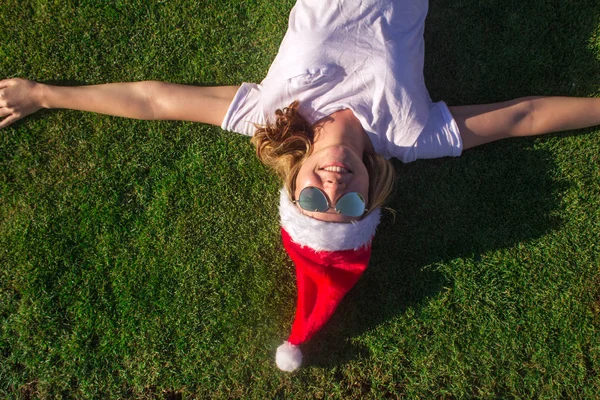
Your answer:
[1,0,599,398]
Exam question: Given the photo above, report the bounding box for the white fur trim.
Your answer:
[276,341,303,372]
[279,189,380,251]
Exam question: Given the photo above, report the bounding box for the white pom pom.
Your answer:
[276,341,303,372]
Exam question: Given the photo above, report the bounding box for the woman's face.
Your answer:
[294,144,369,222]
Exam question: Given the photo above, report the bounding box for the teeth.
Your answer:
[322,166,349,173]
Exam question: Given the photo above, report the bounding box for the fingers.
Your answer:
[0,114,18,129]
[0,79,39,129]
[0,78,14,89]
[0,107,16,118]
[0,105,16,128]
[0,84,10,106]
[0,82,19,129]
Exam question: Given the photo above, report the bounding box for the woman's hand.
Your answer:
[0,78,45,129]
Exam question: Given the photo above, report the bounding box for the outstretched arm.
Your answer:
[450,96,600,150]
[0,78,239,129]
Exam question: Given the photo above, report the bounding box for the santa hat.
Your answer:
[275,189,380,372]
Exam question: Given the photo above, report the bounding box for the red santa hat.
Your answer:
[276,189,380,372]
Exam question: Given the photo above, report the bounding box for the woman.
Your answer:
[1,0,599,371]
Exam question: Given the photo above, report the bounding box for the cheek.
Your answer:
[294,165,316,198]
[355,169,370,203]
[360,178,370,205]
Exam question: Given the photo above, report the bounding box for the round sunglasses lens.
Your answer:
[298,187,329,212]
[335,192,365,217]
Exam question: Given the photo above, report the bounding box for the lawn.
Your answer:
[1,0,599,398]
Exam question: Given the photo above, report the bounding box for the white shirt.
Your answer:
[221,0,461,162]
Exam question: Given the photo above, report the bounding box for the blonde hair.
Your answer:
[251,101,395,214]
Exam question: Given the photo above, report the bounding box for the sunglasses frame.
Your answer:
[293,186,368,217]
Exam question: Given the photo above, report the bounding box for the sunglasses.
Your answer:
[293,186,367,217]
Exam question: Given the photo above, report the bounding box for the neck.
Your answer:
[312,109,373,154]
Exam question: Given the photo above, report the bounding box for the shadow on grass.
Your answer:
[303,0,599,368]
[306,142,567,368]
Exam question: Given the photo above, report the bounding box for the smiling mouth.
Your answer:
[320,164,352,173]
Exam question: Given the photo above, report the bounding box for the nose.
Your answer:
[321,171,348,187]
[320,169,350,184]
[321,180,346,206]
[318,170,351,204]
[323,175,344,185]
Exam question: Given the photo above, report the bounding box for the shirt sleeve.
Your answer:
[220,82,266,136]
[405,101,463,162]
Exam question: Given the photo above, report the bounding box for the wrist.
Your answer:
[35,82,51,109]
